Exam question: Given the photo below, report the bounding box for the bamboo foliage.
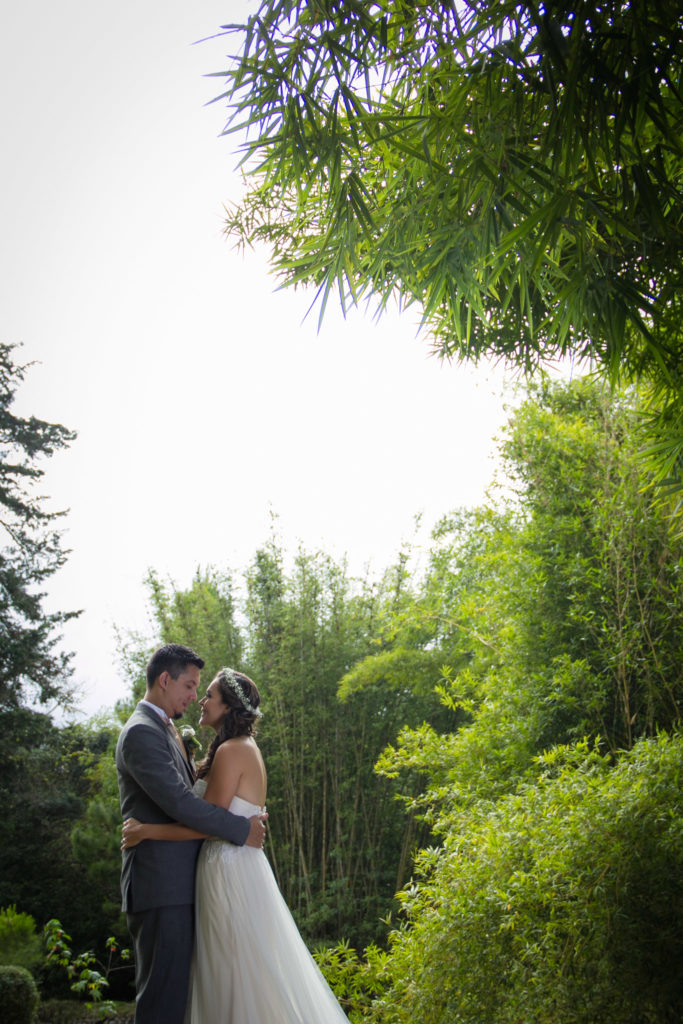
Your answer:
[244,543,447,944]
[213,0,683,485]
[129,541,448,947]
[312,381,683,1023]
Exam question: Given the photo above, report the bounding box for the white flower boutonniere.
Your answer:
[180,725,201,761]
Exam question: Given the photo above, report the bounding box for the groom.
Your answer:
[115,643,266,1024]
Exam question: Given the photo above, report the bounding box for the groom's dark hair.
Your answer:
[146,643,205,687]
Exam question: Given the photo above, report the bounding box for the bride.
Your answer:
[122,668,349,1023]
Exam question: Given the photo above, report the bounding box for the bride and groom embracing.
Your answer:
[115,643,349,1023]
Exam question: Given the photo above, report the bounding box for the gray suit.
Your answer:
[115,702,250,1023]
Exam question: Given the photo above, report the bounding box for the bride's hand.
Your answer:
[121,817,145,849]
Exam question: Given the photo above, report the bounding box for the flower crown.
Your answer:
[223,667,262,717]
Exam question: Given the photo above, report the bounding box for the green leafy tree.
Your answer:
[320,380,683,1021]
[0,709,120,972]
[338,735,683,1024]
[114,566,245,728]
[497,380,683,750]
[71,732,129,931]
[144,567,243,685]
[0,907,41,973]
[243,542,447,944]
[115,541,449,947]
[0,343,77,708]
[215,1,683,483]
[371,381,682,806]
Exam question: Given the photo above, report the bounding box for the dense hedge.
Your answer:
[0,965,39,1024]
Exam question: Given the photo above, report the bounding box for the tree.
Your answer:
[0,344,77,708]
[115,542,450,947]
[338,735,683,1024]
[214,1,683,484]
[361,380,682,815]
[243,542,447,945]
[317,381,683,1023]
[71,732,129,933]
[497,380,683,751]
[0,710,120,960]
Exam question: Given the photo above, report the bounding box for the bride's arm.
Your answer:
[121,741,247,847]
[121,817,207,848]
[122,743,265,850]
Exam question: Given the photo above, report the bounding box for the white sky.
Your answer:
[2,0,518,718]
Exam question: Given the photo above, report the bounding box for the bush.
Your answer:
[0,964,39,1024]
[347,733,683,1024]
[36,1001,134,1023]
[35,1001,87,1024]
[0,906,42,972]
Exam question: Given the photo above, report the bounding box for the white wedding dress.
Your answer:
[185,781,349,1023]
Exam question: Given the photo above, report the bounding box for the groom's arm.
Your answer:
[119,722,250,846]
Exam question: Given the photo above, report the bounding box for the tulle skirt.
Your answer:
[185,798,348,1023]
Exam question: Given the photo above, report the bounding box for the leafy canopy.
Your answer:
[214,0,683,481]
[317,380,683,1022]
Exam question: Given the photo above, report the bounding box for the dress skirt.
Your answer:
[186,793,348,1023]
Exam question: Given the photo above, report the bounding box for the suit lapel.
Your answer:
[136,703,195,784]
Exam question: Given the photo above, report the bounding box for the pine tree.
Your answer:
[0,344,78,707]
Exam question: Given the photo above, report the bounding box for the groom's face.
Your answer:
[161,664,201,721]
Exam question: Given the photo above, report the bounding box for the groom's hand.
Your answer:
[245,812,268,849]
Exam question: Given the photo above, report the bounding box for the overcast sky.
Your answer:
[2,1,519,718]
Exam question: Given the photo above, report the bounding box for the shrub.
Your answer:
[0,906,42,972]
[36,1001,134,1023]
[0,964,39,1024]
[35,1002,86,1024]
[42,920,131,1017]
[348,733,683,1024]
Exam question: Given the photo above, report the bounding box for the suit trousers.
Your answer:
[127,904,194,1024]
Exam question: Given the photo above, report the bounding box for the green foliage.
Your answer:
[0,707,126,999]
[406,380,683,780]
[243,543,432,943]
[0,964,39,1024]
[493,380,683,752]
[0,907,41,973]
[0,343,78,708]
[314,380,683,1020]
[214,1,683,485]
[343,383,682,838]
[43,920,130,1018]
[36,1002,133,1024]
[116,540,451,947]
[117,566,245,724]
[350,734,683,1024]
[145,567,243,682]
[313,939,390,1020]
[70,738,128,929]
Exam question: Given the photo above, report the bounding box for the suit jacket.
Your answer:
[115,702,250,912]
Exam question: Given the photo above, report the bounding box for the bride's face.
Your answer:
[198,680,229,732]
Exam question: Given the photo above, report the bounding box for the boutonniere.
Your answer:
[180,725,201,763]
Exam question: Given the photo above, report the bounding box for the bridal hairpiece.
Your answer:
[223,667,262,717]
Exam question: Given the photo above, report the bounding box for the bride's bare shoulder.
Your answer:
[215,736,261,760]
[211,736,267,804]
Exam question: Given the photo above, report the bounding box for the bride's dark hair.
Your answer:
[196,668,261,780]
